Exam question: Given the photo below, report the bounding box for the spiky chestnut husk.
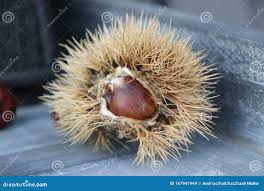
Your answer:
[41,15,219,165]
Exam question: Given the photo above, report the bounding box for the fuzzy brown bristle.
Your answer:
[40,14,219,165]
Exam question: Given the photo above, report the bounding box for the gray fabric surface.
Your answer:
[0,102,263,176]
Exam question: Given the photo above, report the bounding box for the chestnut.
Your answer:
[100,67,159,122]
[0,83,17,128]
[103,76,158,120]
[51,111,59,122]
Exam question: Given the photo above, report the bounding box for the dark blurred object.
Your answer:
[0,83,17,128]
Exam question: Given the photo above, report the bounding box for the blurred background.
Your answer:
[1,0,264,104]
[0,0,264,175]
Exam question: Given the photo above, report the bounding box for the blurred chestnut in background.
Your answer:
[0,83,17,128]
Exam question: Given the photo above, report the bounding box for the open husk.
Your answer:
[41,14,219,165]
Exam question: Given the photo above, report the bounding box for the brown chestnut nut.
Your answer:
[107,76,157,120]
[0,83,17,128]
[51,111,59,127]
[101,70,158,121]
[51,111,59,122]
